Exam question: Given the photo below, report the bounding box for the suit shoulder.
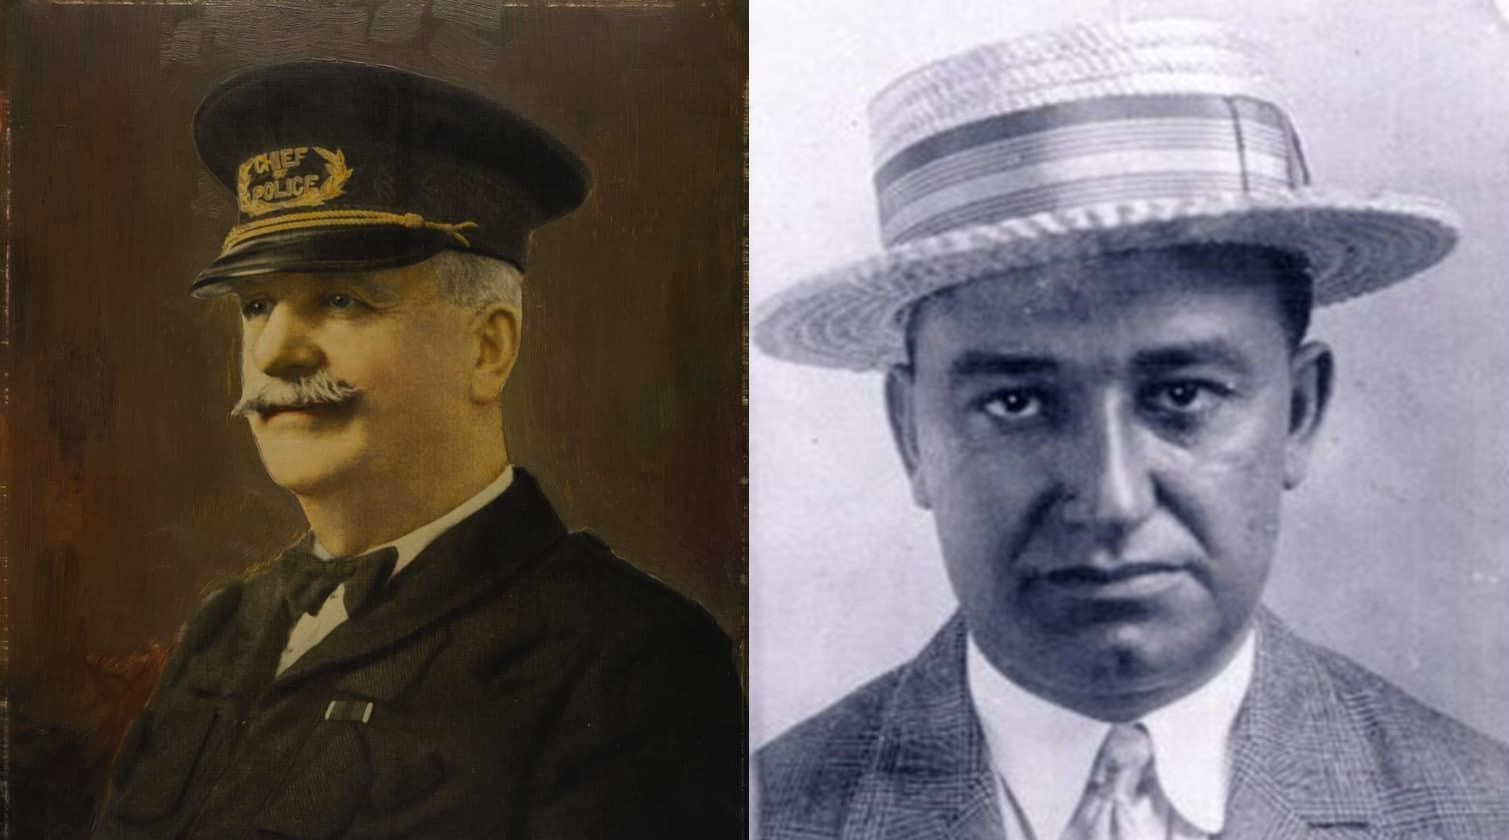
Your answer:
[178,581,245,650]
[757,668,904,837]
[1304,637,1509,804]
[539,530,728,644]
[459,529,733,684]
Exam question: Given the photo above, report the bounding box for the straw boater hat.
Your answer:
[753,19,1460,371]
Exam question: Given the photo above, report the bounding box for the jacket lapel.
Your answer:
[269,468,569,691]
[1222,609,1386,840]
[842,615,1004,840]
[840,609,1393,840]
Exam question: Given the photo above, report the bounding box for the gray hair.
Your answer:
[430,249,524,313]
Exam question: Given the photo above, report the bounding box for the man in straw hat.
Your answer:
[91,62,742,839]
[754,18,1509,839]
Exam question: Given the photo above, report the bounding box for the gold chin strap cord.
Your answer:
[221,210,481,253]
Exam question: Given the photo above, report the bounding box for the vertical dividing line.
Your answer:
[740,76,750,688]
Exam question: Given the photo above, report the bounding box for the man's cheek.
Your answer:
[1174,437,1289,527]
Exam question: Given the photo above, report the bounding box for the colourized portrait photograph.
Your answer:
[5,1,746,837]
[751,1,1509,837]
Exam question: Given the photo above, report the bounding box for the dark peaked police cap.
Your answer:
[191,60,590,297]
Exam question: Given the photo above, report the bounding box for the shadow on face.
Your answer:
[885,245,1333,720]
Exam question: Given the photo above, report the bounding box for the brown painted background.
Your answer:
[2,1,746,836]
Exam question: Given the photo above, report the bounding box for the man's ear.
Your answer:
[885,365,932,509]
[1284,340,1334,489]
[470,303,522,404]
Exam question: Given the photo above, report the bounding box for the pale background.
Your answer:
[751,0,1509,748]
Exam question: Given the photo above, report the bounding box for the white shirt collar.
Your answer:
[313,465,515,577]
[965,626,1256,838]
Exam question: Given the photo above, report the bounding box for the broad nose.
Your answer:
[247,302,323,377]
[1059,392,1156,533]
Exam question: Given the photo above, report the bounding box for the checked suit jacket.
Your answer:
[758,610,1509,840]
[94,469,744,839]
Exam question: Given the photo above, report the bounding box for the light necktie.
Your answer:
[1059,724,1173,840]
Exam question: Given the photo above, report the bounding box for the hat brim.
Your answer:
[190,225,463,298]
[753,189,1460,370]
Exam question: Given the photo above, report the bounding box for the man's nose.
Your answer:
[249,304,323,376]
[1058,393,1156,533]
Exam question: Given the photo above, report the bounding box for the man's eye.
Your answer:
[240,299,270,319]
[1143,380,1227,414]
[324,293,355,310]
[978,389,1044,421]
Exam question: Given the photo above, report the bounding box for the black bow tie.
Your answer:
[276,544,398,618]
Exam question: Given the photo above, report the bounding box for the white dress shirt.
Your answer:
[966,626,1257,839]
[276,465,516,675]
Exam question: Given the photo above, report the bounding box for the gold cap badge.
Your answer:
[236,146,353,217]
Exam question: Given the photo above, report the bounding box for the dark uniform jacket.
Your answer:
[94,469,744,839]
[758,610,1509,840]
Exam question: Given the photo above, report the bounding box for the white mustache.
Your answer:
[231,371,363,418]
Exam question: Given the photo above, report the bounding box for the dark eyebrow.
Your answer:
[1134,340,1254,376]
[948,351,1060,379]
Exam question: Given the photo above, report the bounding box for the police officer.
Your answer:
[94,61,743,840]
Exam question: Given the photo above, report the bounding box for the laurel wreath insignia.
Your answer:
[236,147,355,217]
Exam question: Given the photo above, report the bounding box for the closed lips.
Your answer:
[1041,562,1184,585]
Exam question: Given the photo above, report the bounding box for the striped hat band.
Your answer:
[875,93,1308,246]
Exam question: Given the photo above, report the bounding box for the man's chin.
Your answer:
[1049,617,1237,696]
[259,462,354,496]
[251,438,363,497]
[980,604,1226,691]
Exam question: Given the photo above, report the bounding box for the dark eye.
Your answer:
[324,293,355,310]
[1143,380,1227,415]
[978,389,1045,422]
[239,298,270,320]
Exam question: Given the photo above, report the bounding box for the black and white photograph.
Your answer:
[751,1,1509,837]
